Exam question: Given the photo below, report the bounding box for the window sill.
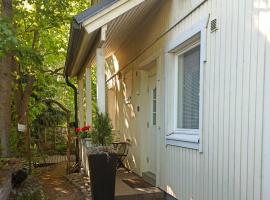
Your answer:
[166,132,199,150]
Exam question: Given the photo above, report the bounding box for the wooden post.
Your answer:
[26,111,32,174]
[96,48,106,113]
[85,67,92,125]
[66,111,71,174]
[78,74,84,127]
[96,25,107,114]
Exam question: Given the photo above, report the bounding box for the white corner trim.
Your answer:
[262,32,270,200]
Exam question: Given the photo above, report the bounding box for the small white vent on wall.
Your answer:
[210,18,218,32]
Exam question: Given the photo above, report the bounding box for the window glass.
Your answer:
[153,87,157,125]
[177,45,200,129]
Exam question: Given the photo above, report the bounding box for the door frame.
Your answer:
[138,51,163,187]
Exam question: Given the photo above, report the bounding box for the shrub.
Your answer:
[90,110,112,146]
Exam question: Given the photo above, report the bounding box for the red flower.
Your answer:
[85,125,91,129]
[75,128,82,132]
[82,125,91,131]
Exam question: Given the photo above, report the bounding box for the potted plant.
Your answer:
[88,110,117,200]
[76,125,92,139]
[76,125,92,147]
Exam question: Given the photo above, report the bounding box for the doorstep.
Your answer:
[115,168,164,200]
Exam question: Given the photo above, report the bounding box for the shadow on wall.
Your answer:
[106,54,139,171]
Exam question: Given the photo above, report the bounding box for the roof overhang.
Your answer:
[65,0,158,77]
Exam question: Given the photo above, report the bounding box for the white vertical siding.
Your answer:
[105,0,269,199]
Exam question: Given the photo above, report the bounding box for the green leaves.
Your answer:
[16,46,43,69]
[91,110,113,146]
[1,0,92,134]
[0,17,18,57]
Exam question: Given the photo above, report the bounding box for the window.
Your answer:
[177,45,200,130]
[153,87,157,125]
[165,17,208,151]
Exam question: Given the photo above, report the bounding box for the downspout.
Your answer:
[64,71,78,129]
[64,22,80,163]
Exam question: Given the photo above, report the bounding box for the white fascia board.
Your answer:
[83,0,145,34]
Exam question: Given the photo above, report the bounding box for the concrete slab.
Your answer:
[115,169,164,200]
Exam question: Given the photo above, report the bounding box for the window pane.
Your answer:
[152,87,157,125]
[153,100,156,112]
[177,46,200,129]
[153,87,157,99]
[153,113,156,125]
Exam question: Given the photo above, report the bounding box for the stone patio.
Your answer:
[66,168,168,200]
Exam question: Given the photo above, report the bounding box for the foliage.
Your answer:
[55,143,67,155]
[76,125,92,138]
[10,0,90,122]
[0,17,18,57]
[1,0,95,156]
[32,106,67,128]
[78,131,92,139]
[9,126,24,156]
[91,110,113,146]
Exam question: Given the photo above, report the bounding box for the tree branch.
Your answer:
[40,67,64,76]
[32,30,39,50]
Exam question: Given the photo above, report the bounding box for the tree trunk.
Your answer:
[0,0,14,157]
[15,75,35,155]
[0,55,13,157]
[17,75,35,124]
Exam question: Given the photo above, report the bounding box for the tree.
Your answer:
[0,0,17,157]
[0,0,90,156]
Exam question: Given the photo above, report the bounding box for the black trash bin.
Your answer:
[88,153,118,200]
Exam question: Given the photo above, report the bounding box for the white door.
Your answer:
[147,71,157,175]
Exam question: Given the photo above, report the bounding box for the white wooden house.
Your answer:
[65,0,270,199]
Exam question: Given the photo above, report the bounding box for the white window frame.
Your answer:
[166,16,208,152]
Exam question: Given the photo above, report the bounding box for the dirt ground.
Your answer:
[37,163,84,200]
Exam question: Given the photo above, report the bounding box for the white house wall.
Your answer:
[106,0,269,199]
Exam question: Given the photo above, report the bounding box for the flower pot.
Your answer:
[88,153,118,200]
[84,138,92,148]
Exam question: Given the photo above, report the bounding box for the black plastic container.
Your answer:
[88,153,118,200]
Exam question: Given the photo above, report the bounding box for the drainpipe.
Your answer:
[64,68,79,164]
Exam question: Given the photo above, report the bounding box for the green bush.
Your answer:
[91,110,112,146]
[55,143,67,155]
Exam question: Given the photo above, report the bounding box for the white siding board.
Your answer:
[217,0,226,198]
[197,1,207,199]
[228,0,237,198]
[233,0,244,199]
[208,1,215,199]
[203,2,211,200]
[247,0,257,199]
[212,1,220,197]
[254,0,266,198]
[222,0,231,198]
[240,0,250,199]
